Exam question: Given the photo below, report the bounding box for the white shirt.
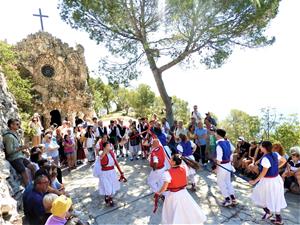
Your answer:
[191,111,201,122]
[261,152,281,168]
[86,135,95,148]
[177,141,196,154]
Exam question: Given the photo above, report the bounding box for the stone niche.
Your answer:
[15,32,94,127]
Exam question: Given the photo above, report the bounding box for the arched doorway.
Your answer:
[50,110,62,127]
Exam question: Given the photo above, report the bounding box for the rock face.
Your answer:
[15,32,94,127]
[0,71,22,224]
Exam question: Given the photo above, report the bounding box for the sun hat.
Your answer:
[51,195,72,217]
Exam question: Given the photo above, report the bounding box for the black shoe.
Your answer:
[109,197,114,207]
[104,196,109,204]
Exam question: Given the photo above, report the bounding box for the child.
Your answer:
[63,134,76,171]
[282,151,300,185]
[44,195,72,225]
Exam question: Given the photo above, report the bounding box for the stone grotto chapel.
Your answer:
[15,32,94,127]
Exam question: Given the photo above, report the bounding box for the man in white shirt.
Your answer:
[191,105,201,123]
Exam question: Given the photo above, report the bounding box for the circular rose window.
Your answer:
[41,65,55,78]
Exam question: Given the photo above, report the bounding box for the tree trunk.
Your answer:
[152,69,174,126]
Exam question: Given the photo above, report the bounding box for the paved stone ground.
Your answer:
[63,158,300,225]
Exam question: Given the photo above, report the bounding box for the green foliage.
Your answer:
[220,109,261,143]
[19,111,36,139]
[0,41,33,112]
[59,0,280,123]
[151,96,190,124]
[270,114,300,152]
[60,0,279,81]
[88,77,115,114]
[131,84,155,117]
[114,87,136,114]
[260,107,283,139]
[171,96,190,125]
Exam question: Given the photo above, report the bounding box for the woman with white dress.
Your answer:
[249,141,287,225]
[155,154,207,225]
[97,142,125,206]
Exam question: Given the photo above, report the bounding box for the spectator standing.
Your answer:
[191,105,201,123]
[194,121,208,165]
[29,114,43,146]
[63,134,76,170]
[84,125,96,163]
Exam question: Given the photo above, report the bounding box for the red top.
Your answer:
[150,146,165,169]
[167,166,187,190]
[100,150,114,167]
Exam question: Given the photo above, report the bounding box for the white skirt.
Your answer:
[251,175,287,212]
[98,169,120,196]
[162,189,207,225]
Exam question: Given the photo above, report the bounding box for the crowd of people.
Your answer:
[1,104,299,225]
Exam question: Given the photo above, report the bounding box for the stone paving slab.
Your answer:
[64,158,300,225]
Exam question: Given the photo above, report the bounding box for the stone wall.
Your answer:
[0,70,23,224]
[15,32,94,127]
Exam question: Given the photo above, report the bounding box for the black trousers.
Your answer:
[200,145,207,164]
[193,146,201,162]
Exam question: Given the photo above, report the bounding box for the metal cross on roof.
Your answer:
[33,8,48,31]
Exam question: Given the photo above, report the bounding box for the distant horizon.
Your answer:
[0,0,299,121]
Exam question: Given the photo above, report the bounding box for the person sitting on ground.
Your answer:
[2,118,35,186]
[233,136,250,171]
[49,164,66,195]
[30,146,43,170]
[246,143,264,177]
[43,193,59,223]
[282,147,300,193]
[44,195,73,225]
[35,164,64,195]
[23,174,50,225]
[240,141,258,174]
[272,143,288,174]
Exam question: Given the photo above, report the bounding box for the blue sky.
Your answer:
[0,0,299,120]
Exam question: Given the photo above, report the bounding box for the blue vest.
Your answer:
[180,141,192,157]
[259,152,279,177]
[157,132,167,146]
[217,140,231,163]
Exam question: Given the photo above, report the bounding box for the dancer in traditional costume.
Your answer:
[155,154,207,224]
[249,141,287,225]
[97,142,126,206]
[177,133,197,191]
[214,129,237,206]
[147,139,166,193]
